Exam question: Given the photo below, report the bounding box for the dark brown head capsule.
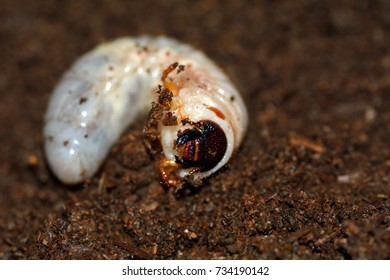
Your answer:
[175,120,227,171]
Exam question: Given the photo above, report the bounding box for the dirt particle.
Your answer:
[79,97,88,104]
[162,112,178,126]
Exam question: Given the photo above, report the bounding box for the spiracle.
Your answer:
[44,36,248,188]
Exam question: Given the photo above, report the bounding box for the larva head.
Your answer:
[157,116,234,188]
[175,120,227,172]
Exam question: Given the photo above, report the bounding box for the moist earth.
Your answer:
[0,0,389,259]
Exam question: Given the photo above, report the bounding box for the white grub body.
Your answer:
[44,36,248,185]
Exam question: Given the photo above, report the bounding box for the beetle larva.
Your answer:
[44,36,248,188]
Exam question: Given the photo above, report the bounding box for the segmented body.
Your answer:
[44,36,248,187]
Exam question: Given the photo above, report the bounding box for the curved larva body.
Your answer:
[44,36,248,186]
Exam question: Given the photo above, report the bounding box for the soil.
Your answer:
[1,0,389,259]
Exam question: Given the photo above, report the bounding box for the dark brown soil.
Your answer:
[1,0,389,259]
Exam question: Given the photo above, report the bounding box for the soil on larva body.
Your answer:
[0,0,389,259]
